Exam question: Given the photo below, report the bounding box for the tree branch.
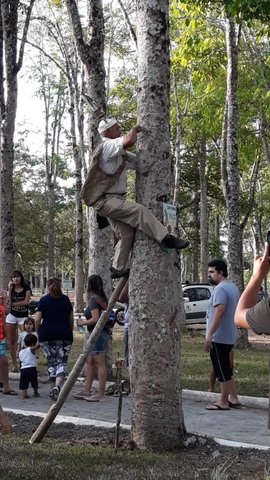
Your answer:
[16,0,36,73]
[116,0,137,48]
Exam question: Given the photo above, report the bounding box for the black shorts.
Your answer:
[210,342,233,383]
[19,367,38,390]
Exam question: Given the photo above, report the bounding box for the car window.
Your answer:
[196,288,211,301]
[183,288,196,302]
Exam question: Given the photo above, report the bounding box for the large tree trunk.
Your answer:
[130,0,186,450]
[0,0,35,288]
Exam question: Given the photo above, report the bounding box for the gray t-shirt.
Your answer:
[207,279,240,345]
[246,296,270,335]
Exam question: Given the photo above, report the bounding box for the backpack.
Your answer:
[81,143,125,206]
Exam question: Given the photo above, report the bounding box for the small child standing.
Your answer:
[19,333,39,399]
[17,317,38,355]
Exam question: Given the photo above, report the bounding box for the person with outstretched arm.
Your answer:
[81,118,189,279]
[235,243,270,334]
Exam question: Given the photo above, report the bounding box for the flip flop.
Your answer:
[73,393,91,400]
[3,390,18,396]
[205,404,230,411]
[228,401,242,408]
[86,395,104,402]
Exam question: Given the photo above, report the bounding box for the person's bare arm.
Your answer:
[78,308,100,328]
[35,311,42,332]
[235,243,270,329]
[11,289,31,307]
[123,125,142,149]
[30,342,40,354]
[205,304,226,351]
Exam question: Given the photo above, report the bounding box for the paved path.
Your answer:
[2,379,270,449]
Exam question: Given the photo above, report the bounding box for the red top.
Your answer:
[0,305,5,340]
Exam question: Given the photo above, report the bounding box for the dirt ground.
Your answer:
[5,412,270,479]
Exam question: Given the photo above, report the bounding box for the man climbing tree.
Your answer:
[82,117,189,278]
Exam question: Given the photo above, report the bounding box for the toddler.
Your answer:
[19,333,39,399]
[17,317,38,355]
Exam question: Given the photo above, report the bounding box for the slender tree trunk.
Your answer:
[224,15,243,289]
[68,77,85,312]
[130,0,185,450]
[172,74,181,208]
[65,0,112,376]
[192,195,200,282]
[199,136,209,283]
[47,183,55,277]
[223,15,247,348]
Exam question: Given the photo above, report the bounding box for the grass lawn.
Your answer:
[4,327,270,480]
[180,330,269,397]
[1,434,270,480]
[32,327,269,398]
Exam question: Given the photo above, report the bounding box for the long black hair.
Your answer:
[87,275,108,305]
[12,270,26,286]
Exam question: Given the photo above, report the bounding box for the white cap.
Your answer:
[98,118,118,134]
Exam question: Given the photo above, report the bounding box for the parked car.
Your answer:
[182,284,214,325]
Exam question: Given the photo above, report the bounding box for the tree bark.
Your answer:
[0,0,35,287]
[199,136,209,283]
[130,0,186,450]
[223,14,247,348]
[65,0,111,286]
[65,0,112,374]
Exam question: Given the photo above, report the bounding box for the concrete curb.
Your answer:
[6,407,269,451]
[5,407,131,430]
[182,389,269,411]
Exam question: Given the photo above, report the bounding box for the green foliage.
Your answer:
[13,141,77,279]
[169,0,270,270]
[178,0,270,22]
[49,0,63,7]
[107,70,138,131]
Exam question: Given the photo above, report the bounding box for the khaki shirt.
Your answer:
[246,296,270,335]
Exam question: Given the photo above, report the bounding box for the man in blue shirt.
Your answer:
[205,259,241,411]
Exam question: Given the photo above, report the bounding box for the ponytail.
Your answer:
[47,277,62,299]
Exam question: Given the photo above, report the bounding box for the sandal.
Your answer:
[73,392,92,400]
[86,394,104,402]
[3,389,18,395]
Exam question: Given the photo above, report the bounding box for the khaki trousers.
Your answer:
[94,195,168,271]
